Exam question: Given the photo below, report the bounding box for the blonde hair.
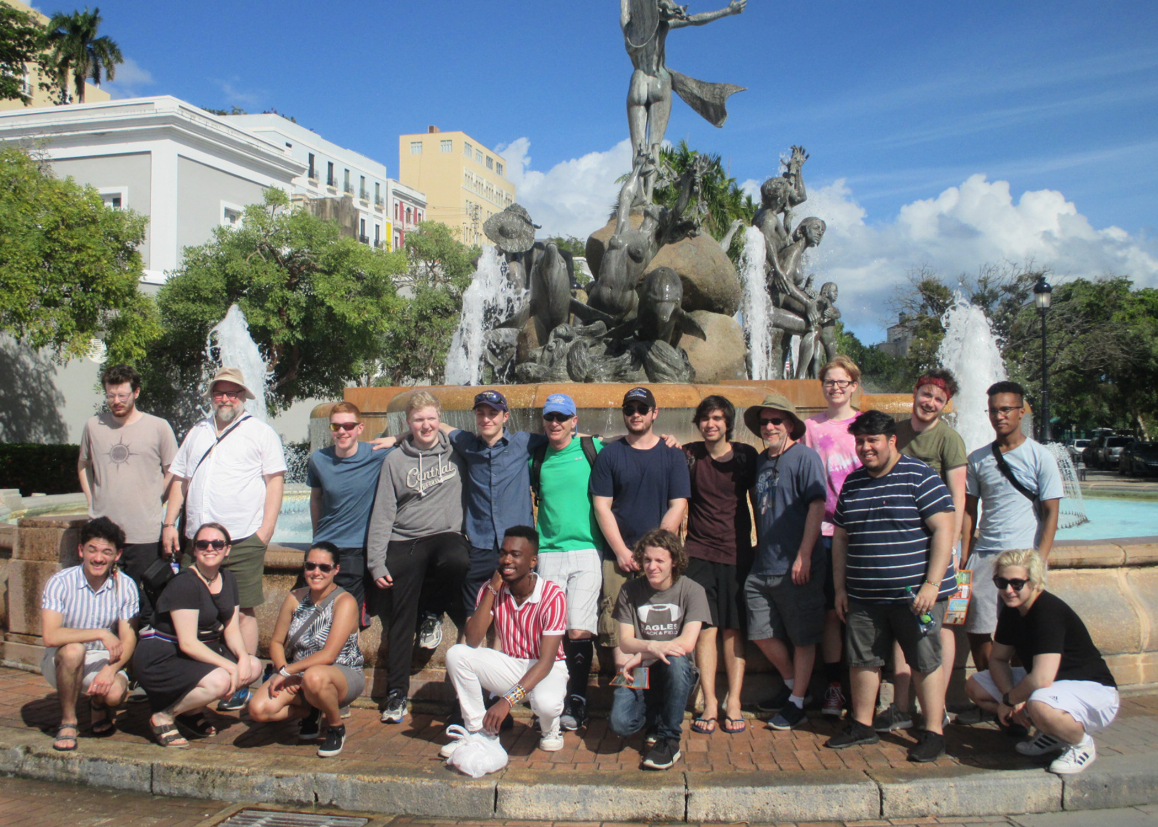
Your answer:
[820,354,861,384]
[404,391,442,419]
[994,548,1047,590]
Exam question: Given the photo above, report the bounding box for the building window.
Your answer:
[410,141,423,154]
[307,153,316,179]
[360,175,367,199]
[486,156,493,170]
[440,139,452,153]
[359,218,367,243]
[98,187,127,211]
[464,142,472,157]
[496,162,503,177]
[221,201,244,227]
[344,169,352,194]
[327,161,335,187]
[374,224,381,247]
[417,210,423,222]
[405,207,413,224]
[475,149,483,164]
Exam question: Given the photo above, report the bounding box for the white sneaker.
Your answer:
[539,722,564,752]
[1049,738,1096,774]
[1016,731,1065,757]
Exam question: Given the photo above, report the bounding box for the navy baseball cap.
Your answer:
[542,393,577,417]
[473,390,508,412]
[622,387,657,409]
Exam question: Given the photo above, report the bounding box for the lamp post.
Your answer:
[1034,275,1053,443]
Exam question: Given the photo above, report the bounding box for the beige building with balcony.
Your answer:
[398,126,515,246]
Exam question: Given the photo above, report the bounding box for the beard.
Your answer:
[216,403,243,423]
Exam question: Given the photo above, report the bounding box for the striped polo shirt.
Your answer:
[41,565,139,650]
[834,454,956,604]
[477,574,567,661]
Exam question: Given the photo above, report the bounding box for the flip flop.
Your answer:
[149,718,189,748]
[90,700,116,737]
[53,724,79,751]
[723,716,748,734]
[176,712,217,737]
[691,716,717,734]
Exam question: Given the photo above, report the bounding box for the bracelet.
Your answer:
[279,665,292,678]
[925,579,940,588]
[502,684,527,706]
[163,522,176,528]
[486,584,500,597]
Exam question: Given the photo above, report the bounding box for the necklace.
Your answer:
[192,564,220,589]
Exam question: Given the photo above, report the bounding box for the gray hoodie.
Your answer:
[366,430,466,580]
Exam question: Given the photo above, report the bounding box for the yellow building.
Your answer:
[0,0,111,112]
[398,126,515,246]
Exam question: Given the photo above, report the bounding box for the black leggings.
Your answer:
[378,532,469,696]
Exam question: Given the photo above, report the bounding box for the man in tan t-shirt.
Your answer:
[78,364,178,586]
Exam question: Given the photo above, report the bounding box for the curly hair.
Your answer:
[632,528,688,582]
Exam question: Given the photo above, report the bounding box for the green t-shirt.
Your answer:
[896,419,967,482]
[535,436,605,553]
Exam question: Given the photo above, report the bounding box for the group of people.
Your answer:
[41,358,1118,775]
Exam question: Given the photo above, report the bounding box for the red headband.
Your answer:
[915,377,953,400]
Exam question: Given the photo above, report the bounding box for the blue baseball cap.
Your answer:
[473,390,508,412]
[542,393,577,417]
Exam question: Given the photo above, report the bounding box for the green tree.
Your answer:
[0,145,157,362]
[143,189,406,423]
[45,6,122,104]
[834,322,912,393]
[0,5,54,105]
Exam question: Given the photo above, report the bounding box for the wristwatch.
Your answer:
[1001,692,1012,707]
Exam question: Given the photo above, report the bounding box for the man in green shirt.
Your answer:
[533,393,604,731]
[876,368,967,732]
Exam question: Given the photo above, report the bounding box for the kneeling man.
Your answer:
[40,517,139,751]
[444,526,569,753]
[966,548,1118,775]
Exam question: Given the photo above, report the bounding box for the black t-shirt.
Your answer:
[154,568,239,641]
[994,590,1116,688]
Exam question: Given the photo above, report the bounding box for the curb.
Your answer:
[2,728,1158,822]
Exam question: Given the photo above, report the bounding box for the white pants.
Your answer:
[445,643,568,734]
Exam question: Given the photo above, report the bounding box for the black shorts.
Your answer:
[686,557,749,632]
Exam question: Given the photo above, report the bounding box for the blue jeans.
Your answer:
[609,655,696,741]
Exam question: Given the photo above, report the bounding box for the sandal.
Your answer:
[149,718,189,748]
[53,724,79,751]
[176,712,217,737]
[691,716,717,735]
[90,700,116,737]
[723,716,748,734]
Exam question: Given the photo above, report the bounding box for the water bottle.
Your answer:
[905,586,937,637]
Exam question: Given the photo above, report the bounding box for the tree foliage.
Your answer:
[141,189,406,423]
[0,145,158,362]
[45,6,122,104]
[0,5,54,105]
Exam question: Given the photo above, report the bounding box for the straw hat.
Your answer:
[743,391,806,441]
[207,366,256,400]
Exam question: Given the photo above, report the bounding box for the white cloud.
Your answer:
[103,57,155,99]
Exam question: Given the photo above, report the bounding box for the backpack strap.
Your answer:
[531,437,598,507]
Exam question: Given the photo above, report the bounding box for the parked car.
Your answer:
[1119,441,1158,476]
[1083,434,1132,470]
[1067,439,1090,464]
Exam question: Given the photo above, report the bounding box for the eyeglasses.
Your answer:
[823,380,854,389]
[212,390,242,400]
[194,539,227,551]
[760,416,787,427]
[104,392,134,402]
[304,561,335,573]
[329,422,360,431]
[993,576,1031,591]
[988,406,1021,417]
[543,413,573,423]
[623,404,652,416]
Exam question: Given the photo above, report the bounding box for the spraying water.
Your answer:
[206,304,271,424]
[444,246,526,386]
[737,226,775,380]
[937,293,1005,454]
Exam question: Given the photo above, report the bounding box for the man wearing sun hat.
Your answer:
[741,391,828,731]
[161,366,286,710]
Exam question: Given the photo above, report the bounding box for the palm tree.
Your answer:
[45,7,123,104]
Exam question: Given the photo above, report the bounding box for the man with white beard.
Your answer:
[162,367,286,711]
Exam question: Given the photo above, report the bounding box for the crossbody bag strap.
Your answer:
[990,441,1040,516]
[179,414,252,540]
[284,586,347,655]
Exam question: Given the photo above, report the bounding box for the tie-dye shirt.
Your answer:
[803,412,863,536]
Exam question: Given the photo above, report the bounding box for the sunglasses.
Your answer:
[622,404,652,416]
[993,576,1031,591]
[329,422,360,431]
[304,561,335,573]
[760,416,788,427]
[543,413,573,423]
[194,539,227,551]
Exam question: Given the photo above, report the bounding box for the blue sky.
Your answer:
[82,0,1158,342]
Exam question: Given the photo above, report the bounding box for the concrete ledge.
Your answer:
[686,769,879,823]
[317,763,498,818]
[871,764,1063,818]
[496,768,684,821]
[1062,752,1158,811]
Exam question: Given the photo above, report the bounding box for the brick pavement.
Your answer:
[3,664,1157,779]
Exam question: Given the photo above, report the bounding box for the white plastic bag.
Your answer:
[444,724,508,777]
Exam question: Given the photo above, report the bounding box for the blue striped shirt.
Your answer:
[41,565,139,650]
[834,455,956,604]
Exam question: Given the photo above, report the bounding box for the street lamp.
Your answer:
[1034,275,1053,442]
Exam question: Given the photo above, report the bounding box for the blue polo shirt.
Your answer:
[449,429,548,550]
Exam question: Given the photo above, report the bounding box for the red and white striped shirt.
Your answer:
[476,574,567,661]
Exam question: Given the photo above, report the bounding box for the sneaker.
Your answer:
[539,722,565,752]
[417,612,443,650]
[1049,738,1096,775]
[560,695,587,731]
[907,730,946,763]
[641,736,681,770]
[953,704,995,726]
[756,684,808,714]
[825,720,881,750]
[298,706,321,741]
[339,704,351,719]
[644,728,659,747]
[380,691,408,724]
[873,702,914,732]
[767,701,807,731]
[1017,731,1065,757]
[217,686,251,712]
[943,710,951,728]
[821,682,845,717]
[317,724,346,758]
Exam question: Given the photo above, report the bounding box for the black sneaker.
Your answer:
[299,705,321,741]
[767,701,807,731]
[908,730,946,763]
[825,720,881,750]
[757,684,793,714]
[641,736,681,770]
[560,695,587,731]
[317,724,346,758]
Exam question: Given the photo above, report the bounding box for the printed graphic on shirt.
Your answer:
[406,457,459,495]
[636,602,683,637]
